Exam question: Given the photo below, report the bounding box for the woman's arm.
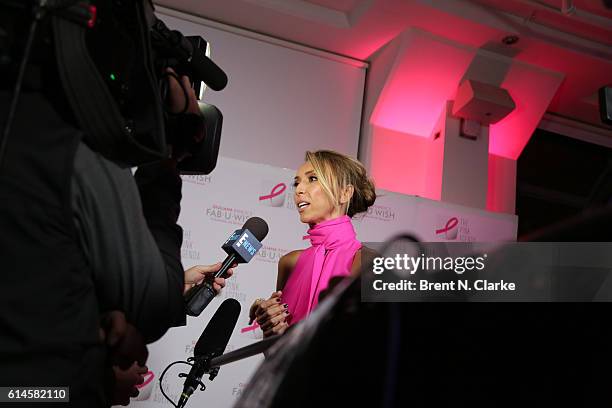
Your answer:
[350,248,362,277]
[276,250,302,291]
[351,246,379,276]
[248,250,302,338]
[319,246,378,302]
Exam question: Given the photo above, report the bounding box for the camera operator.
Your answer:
[0,3,226,406]
[97,70,233,406]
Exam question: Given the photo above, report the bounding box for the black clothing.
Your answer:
[0,88,184,406]
[72,142,186,342]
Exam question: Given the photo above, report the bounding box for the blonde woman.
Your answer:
[249,150,376,337]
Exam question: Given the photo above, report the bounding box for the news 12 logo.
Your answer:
[259,182,287,207]
[223,229,263,262]
[236,232,257,256]
[435,216,459,240]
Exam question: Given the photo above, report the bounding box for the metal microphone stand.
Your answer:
[174,335,282,408]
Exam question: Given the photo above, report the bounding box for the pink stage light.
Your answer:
[489,63,563,159]
[370,31,475,138]
[370,125,443,200]
[368,31,563,207]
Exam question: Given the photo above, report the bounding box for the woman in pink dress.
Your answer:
[249,150,376,337]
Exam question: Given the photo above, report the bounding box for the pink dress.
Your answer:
[281,215,361,325]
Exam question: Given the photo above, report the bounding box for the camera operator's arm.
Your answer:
[72,144,184,343]
[133,157,186,328]
[130,70,202,327]
[71,71,202,343]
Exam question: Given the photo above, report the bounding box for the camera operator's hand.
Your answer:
[164,68,205,162]
[184,262,236,294]
[111,362,148,406]
[99,311,148,369]
[99,312,150,405]
[166,68,200,116]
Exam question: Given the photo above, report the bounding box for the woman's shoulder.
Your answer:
[359,245,380,264]
[350,245,380,276]
[279,249,303,269]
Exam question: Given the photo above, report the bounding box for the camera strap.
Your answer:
[51,14,141,167]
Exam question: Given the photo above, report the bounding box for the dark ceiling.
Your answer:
[517,128,612,237]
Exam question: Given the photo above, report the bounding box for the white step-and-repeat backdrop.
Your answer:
[127,156,517,407]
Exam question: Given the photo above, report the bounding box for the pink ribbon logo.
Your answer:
[259,182,287,207]
[240,322,260,333]
[259,183,287,201]
[134,370,155,401]
[435,217,459,240]
[136,371,155,389]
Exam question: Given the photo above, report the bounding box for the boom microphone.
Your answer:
[184,217,269,316]
[150,17,228,91]
[190,43,228,91]
[178,298,241,408]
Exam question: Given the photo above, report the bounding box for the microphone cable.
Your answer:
[0,1,44,170]
[1,0,93,170]
[159,360,194,408]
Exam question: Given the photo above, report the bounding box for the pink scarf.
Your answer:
[282,215,361,325]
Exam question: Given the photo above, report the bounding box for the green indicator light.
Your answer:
[110,73,117,81]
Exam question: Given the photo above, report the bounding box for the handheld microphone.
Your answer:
[184,217,269,316]
[178,298,241,408]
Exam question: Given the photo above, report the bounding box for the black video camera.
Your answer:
[85,0,227,174]
[149,18,227,175]
[0,0,226,174]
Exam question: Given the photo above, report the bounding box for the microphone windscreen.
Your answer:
[194,298,241,357]
[242,217,269,241]
[191,47,228,91]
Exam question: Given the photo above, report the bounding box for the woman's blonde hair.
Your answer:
[305,150,376,217]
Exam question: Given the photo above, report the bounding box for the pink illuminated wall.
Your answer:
[369,126,444,201]
[489,64,564,159]
[364,28,564,213]
[370,30,475,138]
[487,154,517,213]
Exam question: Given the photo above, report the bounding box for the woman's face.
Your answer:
[293,162,342,226]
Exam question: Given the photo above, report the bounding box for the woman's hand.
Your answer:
[249,291,290,337]
[184,263,235,294]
